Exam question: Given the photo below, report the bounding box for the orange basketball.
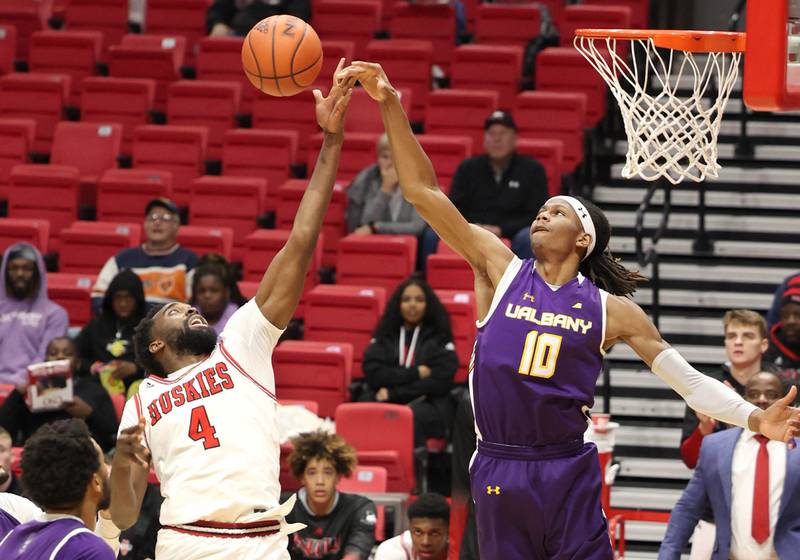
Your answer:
[241,15,323,97]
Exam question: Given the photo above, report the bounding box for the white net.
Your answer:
[574,35,742,184]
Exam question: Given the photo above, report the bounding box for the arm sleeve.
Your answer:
[342,500,377,559]
[651,348,757,429]
[91,257,119,312]
[499,161,548,239]
[362,339,419,390]
[679,427,705,469]
[94,515,121,556]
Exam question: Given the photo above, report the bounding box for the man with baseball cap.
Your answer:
[91,198,198,311]
[765,286,800,383]
[0,243,68,385]
[420,110,550,263]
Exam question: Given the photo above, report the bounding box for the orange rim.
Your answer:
[575,29,746,53]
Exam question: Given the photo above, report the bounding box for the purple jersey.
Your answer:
[0,509,20,538]
[471,258,607,447]
[0,517,115,559]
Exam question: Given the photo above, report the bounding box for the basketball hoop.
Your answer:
[574,29,746,184]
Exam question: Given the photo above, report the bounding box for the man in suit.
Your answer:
[660,371,800,559]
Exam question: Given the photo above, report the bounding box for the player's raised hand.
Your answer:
[753,385,800,448]
[336,61,395,102]
[313,57,354,136]
[115,417,151,469]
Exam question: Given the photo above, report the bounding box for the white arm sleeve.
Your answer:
[95,515,121,555]
[651,348,758,429]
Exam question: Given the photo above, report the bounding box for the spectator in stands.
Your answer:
[767,272,799,328]
[0,427,21,496]
[660,371,800,560]
[190,253,247,335]
[77,270,147,398]
[0,243,68,387]
[680,309,777,469]
[0,337,118,452]
[285,430,376,560]
[346,133,426,238]
[363,277,458,448]
[420,111,549,264]
[92,199,198,311]
[375,492,449,560]
[765,286,800,383]
[0,419,115,559]
[207,0,311,37]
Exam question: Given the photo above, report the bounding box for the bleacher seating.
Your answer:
[29,30,103,106]
[584,0,650,29]
[0,25,17,75]
[177,225,234,261]
[252,89,317,162]
[65,0,129,51]
[427,253,472,291]
[337,465,388,539]
[313,0,382,60]
[451,44,523,111]
[559,5,633,48]
[365,39,433,123]
[390,3,455,74]
[0,72,70,153]
[435,289,476,384]
[273,341,353,418]
[0,0,52,60]
[81,77,156,154]
[425,89,499,150]
[474,4,542,48]
[0,118,35,203]
[416,134,472,193]
[318,40,355,86]
[47,272,94,326]
[196,37,255,113]
[515,138,564,197]
[336,234,417,294]
[59,221,141,274]
[306,132,380,183]
[145,0,208,66]
[346,87,412,134]
[96,168,173,223]
[0,217,49,254]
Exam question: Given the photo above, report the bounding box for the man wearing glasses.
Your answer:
[91,199,199,311]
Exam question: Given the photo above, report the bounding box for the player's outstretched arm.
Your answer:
[109,419,150,530]
[606,296,800,445]
[255,60,354,329]
[336,61,513,287]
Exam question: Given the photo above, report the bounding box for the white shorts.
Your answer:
[156,527,290,560]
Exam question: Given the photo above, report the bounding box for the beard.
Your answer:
[0,467,9,487]
[171,323,218,357]
[97,475,111,512]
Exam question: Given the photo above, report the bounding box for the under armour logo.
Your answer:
[572,302,582,309]
[522,293,535,302]
[486,485,501,495]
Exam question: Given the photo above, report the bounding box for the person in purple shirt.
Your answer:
[0,419,115,559]
[339,60,800,559]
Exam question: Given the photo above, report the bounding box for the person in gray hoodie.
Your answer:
[0,243,68,387]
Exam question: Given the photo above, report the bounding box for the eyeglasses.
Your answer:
[146,213,176,223]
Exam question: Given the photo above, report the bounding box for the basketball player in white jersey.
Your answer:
[109,60,355,560]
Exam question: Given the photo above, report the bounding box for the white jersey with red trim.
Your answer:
[118,299,285,527]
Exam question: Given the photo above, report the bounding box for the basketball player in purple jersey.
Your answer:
[336,61,800,559]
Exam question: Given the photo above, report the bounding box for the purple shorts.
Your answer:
[470,439,613,559]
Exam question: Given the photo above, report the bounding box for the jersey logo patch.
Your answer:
[522,292,535,303]
[486,485,501,495]
[572,302,583,309]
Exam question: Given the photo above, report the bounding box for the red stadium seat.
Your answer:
[346,87,412,134]
[276,179,347,268]
[10,446,22,476]
[318,40,355,86]
[108,34,187,112]
[425,89,498,149]
[188,175,266,261]
[515,138,563,197]
[51,121,123,206]
[195,36,259,114]
[177,225,234,261]
[305,284,386,379]
[279,399,320,416]
[313,0,381,60]
[0,384,15,407]
[0,217,49,254]
[427,253,472,291]
[336,234,417,294]
[365,39,433,123]
[8,164,79,251]
[167,80,240,161]
[307,132,380,183]
[47,272,95,326]
[0,0,52,60]
[81,77,156,154]
[0,73,70,153]
[435,289,476,383]
[475,4,542,48]
[111,393,125,422]
[451,44,523,111]
[560,5,632,48]
[97,168,173,223]
[338,465,388,540]
[584,0,649,29]
[222,129,298,212]
[0,24,17,75]
[252,89,317,162]
[132,124,207,206]
[0,118,35,202]
[145,0,209,66]
[65,0,129,51]
[273,341,353,418]
[29,30,103,106]
[535,47,608,128]
[515,90,587,174]
[242,229,321,317]
[391,3,455,74]
[335,402,415,492]
[59,221,141,274]
[416,134,472,194]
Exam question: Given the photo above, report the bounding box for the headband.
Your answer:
[549,196,596,260]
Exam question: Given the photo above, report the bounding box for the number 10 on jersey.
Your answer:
[518,330,562,378]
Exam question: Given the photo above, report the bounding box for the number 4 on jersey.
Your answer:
[188,405,220,449]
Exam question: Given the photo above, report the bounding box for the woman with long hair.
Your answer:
[363,276,458,448]
[190,253,247,335]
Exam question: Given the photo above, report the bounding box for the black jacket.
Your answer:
[77,269,146,391]
[362,325,458,429]
[765,323,800,385]
[207,0,311,36]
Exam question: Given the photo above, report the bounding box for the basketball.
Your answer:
[241,15,323,97]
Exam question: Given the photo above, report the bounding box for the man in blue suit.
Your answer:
[660,371,800,559]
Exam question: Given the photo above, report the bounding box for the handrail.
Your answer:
[634,176,671,330]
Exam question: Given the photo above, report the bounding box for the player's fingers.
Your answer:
[120,424,143,435]
[780,385,797,406]
[312,89,324,104]
[333,89,353,115]
[333,57,346,78]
